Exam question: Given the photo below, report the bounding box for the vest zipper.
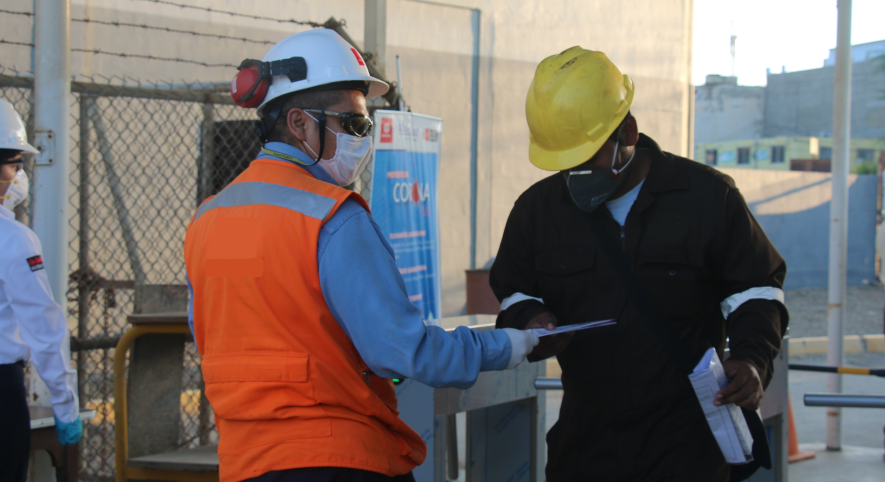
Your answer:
[620,225,626,251]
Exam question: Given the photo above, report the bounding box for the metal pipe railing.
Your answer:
[534,378,563,390]
[804,394,885,409]
[790,364,885,377]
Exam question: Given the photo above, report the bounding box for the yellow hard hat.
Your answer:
[526,47,634,171]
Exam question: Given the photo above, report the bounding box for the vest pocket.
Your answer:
[202,352,320,421]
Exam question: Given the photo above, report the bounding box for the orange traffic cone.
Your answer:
[787,394,816,463]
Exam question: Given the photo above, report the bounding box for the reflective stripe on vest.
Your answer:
[194,181,338,222]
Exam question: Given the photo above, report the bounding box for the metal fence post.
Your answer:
[198,102,215,206]
[86,101,147,285]
[32,0,71,306]
[78,95,91,408]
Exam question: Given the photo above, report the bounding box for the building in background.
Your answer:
[694,39,885,172]
[694,74,764,144]
[696,136,885,171]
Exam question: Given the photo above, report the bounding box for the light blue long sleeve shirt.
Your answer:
[189,142,511,389]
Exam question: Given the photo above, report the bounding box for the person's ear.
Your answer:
[621,115,639,146]
[286,108,310,143]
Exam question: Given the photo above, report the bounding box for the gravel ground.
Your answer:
[786,286,885,338]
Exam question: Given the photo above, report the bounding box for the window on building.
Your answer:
[857,149,875,163]
[771,146,785,163]
[737,148,750,164]
[705,149,718,166]
[819,147,833,159]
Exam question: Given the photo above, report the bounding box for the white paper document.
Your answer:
[688,347,754,464]
[529,319,616,337]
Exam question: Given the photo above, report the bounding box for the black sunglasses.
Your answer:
[303,109,374,138]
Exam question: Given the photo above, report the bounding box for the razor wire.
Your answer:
[0,67,377,481]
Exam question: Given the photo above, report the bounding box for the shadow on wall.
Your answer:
[722,169,877,289]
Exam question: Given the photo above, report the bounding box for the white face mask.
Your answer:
[304,113,374,187]
[0,169,28,211]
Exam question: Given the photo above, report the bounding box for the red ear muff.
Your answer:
[232,60,269,108]
[231,56,308,109]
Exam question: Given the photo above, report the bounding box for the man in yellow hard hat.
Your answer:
[490,47,789,481]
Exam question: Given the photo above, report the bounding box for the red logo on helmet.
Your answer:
[380,118,393,143]
[351,48,365,66]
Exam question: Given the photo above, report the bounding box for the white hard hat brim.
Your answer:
[2,138,39,154]
[15,142,39,154]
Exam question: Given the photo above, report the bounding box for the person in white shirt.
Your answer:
[0,99,81,482]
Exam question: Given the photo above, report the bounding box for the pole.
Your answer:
[396,56,405,112]
[826,0,852,452]
[364,0,387,78]
[32,0,71,306]
[77,96,91,408]
[468,9,480,270]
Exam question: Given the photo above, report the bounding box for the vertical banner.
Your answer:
[371,110,443,321]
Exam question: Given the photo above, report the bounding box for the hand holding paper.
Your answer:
[689,347,754,464]
[523,312,573,361]
[715,359,764,410]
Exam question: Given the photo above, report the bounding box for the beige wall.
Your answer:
[0,0,693,317]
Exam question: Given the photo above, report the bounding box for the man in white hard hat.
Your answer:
[0,99,81,482]
[184,29,538,482]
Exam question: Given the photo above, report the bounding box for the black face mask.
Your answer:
[566,140,635,213]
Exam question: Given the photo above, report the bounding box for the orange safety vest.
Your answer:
[184,158,426,482]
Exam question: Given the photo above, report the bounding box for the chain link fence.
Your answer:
[1,65,379,481]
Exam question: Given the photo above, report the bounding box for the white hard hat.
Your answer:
[256,29,388,114]
[0,99,37,154]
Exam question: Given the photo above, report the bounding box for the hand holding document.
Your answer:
[689,347,754,464]
[528,319,616,337]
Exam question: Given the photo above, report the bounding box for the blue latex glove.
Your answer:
[54,415,83,445]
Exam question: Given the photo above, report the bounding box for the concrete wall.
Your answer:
[763,58,885,140]
[694,78,764,144]
[722,168,877,289]
[0,0,694,317]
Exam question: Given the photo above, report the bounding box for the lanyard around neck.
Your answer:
[260,147,319,167]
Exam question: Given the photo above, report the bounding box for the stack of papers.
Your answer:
[688,347,754,464]
[529,319,616,337]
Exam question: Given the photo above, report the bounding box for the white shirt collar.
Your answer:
[0,206,14,221]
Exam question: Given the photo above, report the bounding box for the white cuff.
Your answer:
[720,286,785,319]
[500,292,544,311]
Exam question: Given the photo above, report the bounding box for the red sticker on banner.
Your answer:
[380,118,393,143]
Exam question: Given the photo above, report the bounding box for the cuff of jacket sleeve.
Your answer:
[480,329,514,372]
[495,299,551,330]
[53,397,80,424]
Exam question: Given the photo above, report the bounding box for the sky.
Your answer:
[692,0,885,86]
